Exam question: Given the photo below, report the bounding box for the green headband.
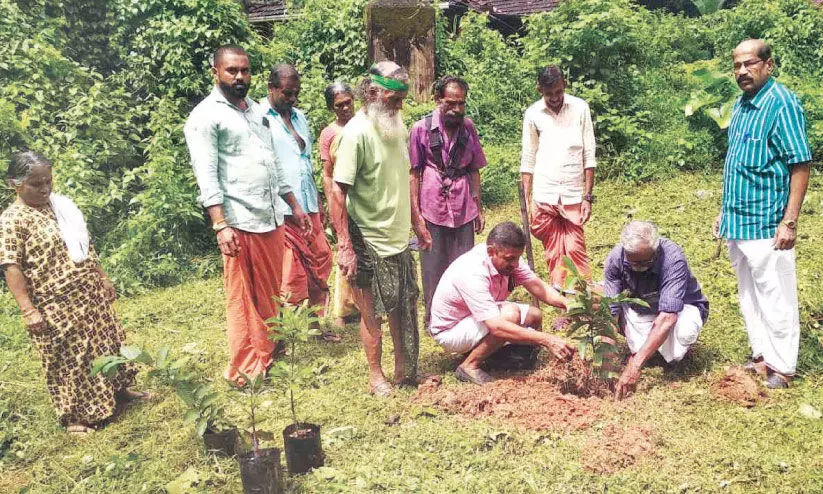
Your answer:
[371,72,409,92]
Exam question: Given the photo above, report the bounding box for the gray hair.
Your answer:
[7,150,52,186]
[324,81,353,109]
[620,221,660,253]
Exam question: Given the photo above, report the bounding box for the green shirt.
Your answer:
[720,79,812,240]
[334,111,411,257]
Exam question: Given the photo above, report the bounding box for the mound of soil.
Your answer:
[551,355,614,398]
[581,423,656,475]
[415,358,608,432]
[712,366,767,407]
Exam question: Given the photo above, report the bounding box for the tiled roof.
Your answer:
[451,0,560,15]
[246,0,287,22]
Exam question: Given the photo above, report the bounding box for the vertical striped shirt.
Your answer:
[720,79,812,240]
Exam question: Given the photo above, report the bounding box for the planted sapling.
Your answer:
[561,256,649,381]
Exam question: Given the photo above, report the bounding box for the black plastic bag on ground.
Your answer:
[480,344,540,371]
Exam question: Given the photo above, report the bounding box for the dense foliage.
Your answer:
[1,0,821,288]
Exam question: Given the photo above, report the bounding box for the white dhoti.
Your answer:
[728,238,799,376]
[622,304,703,363]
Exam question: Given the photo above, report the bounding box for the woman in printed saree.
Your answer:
[0,151,147,435]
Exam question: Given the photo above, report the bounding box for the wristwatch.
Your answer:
[782,219,797,230]
[212,221,229,232]
[583,193,596,203]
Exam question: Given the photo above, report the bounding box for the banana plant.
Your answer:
[562,257,649,380]
[684,62,738,129]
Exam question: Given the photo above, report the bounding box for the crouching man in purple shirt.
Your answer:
[604,221,709,399]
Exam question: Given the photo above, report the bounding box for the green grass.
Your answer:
[2,172,823,493]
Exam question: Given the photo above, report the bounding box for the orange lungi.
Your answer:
[530,201,591,289]
[223,227,283,383]
[281,213,332,312]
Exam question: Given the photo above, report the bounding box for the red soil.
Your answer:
[415,357,607,432]
[711,366,768,407]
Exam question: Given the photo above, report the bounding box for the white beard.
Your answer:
[366,101,407,142]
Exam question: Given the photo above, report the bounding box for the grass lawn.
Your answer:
[2,172,823,493]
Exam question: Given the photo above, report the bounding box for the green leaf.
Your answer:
[120,345,143,360]
[165,466,201,494]
[577,340,590,361]
[155,346,170,368]
[183,409,201,425]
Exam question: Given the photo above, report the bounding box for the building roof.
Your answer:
[246,0,288,22]
[450,0,560,16]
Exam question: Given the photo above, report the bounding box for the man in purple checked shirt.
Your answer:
[603,221,709,400]
[409,75,487,329]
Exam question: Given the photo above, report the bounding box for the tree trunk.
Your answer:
[367,0,436,101]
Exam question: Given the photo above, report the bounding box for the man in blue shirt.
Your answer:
[604,222,708,399]
[259,64,337,342]
[713,39,812,389]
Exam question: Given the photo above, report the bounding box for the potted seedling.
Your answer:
[561,257,649,392]
[92,345,238,456]
[234,371,283,494]
[266,300,325,475]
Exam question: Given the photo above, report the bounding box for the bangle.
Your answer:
[212,221,229,232]
[22,307,38,317]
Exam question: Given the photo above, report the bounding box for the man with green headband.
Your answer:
[329,61,420,396]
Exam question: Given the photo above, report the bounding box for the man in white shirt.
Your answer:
[520,65,597,293]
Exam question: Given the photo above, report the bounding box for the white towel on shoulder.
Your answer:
[49,193,90,263]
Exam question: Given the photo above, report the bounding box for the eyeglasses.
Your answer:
[733,58,765,72]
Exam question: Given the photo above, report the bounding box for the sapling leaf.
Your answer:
[155,346,170,368]
[577,340,590,361]
[120,345,143,360]
[183,409,200,425]
[196,419,208,437]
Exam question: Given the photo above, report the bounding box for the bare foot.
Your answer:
[66,424,95,435]
[118,389,152,402]
[368,380,394,397]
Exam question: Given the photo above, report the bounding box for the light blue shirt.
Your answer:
[259,99,319,215]
[720,79,812,240]
[184,87,291,232]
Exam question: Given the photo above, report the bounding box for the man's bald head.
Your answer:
[732,39,774,96]
[734,39,771,62]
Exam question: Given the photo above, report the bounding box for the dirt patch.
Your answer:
[415,359,606,432]
[711,366,767,407]
[550,355,614,398]
[581,423,656,475]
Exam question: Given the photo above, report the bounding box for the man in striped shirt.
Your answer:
[713,39,812,389]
